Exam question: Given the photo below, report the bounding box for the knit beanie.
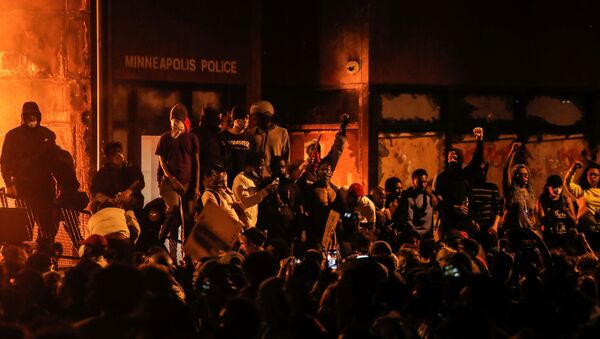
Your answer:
[170,103,188,122]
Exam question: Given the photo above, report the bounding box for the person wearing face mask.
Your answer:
[565,161,600,249]
[232,152,278,228]
[250,101,290,177]
[220,106,255,187]
[156,103,200,242]
[0,102,58,246]
[538,174,576,248]
[433,127,484,239]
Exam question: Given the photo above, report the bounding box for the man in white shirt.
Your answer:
[87,201,141,262]
[232,152,278,228]
[88,203,140,243]
[345,183,376,229]
[200,165,247,226]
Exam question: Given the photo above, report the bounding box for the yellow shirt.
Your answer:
[567,177,600,217]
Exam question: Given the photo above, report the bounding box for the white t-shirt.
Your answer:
[87,207,131,239]
[232,172,268,228]
[201,188,241,223]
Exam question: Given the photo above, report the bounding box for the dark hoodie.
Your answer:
[0,102,56,198]
[190,107,228,181]
[434,141,483,234]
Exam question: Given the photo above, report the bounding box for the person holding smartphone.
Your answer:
[232,152,278,228]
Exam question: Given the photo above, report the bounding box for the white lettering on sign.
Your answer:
[124,55,239,75]
[125,55,197,72]
[199,59,237,74]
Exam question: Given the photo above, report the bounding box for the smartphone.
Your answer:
[201,280,211,292]
[343,212,358,221]
[443,264,461,279]
[326,250,339,270]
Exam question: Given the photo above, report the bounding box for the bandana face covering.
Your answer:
[24,113,39,128]
[170,119,185,139]
[233,117,248,131]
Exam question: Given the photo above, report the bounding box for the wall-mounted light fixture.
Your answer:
[346,60,360,74]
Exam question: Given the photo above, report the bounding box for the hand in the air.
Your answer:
[473,127,484,140]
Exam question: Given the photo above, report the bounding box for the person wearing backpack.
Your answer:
[199,165,248,227]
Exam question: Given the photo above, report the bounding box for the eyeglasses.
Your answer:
[589,173,600,177]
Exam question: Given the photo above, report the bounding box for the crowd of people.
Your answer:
[1,101,600,338]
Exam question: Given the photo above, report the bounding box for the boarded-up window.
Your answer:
[377,132,444,187]
[464,95,513,121]
[380,93,440,122]
[526,96,583,126]
[525,135,587,195]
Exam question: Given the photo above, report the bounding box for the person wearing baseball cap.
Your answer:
[155,103,200,243]
[345,183,377,230]
[250,100,290,177]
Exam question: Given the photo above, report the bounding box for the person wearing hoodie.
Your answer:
[251,100,290,178]
[0,102,58,246]
[433,127,484,239]
[190,106,228,183]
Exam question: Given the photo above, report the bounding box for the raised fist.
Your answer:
[511,142,522,153]
[473,127,484,140]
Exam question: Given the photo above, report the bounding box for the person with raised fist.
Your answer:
[565,160,600,249]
